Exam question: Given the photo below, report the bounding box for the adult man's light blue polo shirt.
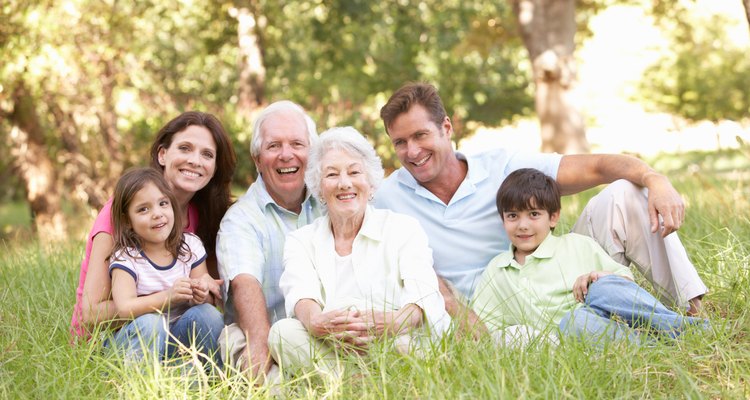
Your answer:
[373,148,562,298]
[217,175,324,325]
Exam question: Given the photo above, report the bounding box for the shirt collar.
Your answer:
[459,152,489,185]
[315,205,383,243]
[357,205,383,242]
[494,233,560,268]
[395,151,490,190]
[253,175,316,212]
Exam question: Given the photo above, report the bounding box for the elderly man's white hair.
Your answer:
[250,100,318,159]
[305,126,384,203]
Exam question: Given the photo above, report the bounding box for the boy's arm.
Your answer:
[572,271,611,303]
[572,235,636,303]
[572,271,635,303]
[111,268,193,318]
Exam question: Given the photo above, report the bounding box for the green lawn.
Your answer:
[0,201,32,242]
[1,149,749,398]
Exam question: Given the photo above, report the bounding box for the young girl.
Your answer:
[107,167,223,363]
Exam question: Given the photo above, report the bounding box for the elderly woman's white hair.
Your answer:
[250,100,318,159]
[305,126,384,203]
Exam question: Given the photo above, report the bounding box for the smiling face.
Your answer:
[502,199,560,263]
[253,112,310,212]
[157,125,217,204]
[319,148,372,222]
[127,181,176,253]
[387,104,454,186]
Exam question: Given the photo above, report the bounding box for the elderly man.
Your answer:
[373,83,707,335]
[217,100,323,380]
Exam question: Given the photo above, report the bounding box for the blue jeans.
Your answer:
[559,275,708,345]
[106,304,224,366]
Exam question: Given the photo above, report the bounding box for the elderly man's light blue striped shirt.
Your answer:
[217,175,324,324]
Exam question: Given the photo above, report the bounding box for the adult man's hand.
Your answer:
[643,172,685,237]
[241,334,273,380]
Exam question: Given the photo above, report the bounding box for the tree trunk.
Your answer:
[48,101,109,211]
[234,0,266,121]
[743,0,750,34]
[98,57,124,183]
[512,0,590,154]
[8,82,67,243]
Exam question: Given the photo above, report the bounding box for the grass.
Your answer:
[1,149,749,398]
[0,201,32,242]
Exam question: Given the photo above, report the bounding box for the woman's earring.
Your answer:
[368,193,374,201]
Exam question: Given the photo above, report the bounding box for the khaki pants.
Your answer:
[268,318,417,376]
[572,180,707,308]
[268,318,340,376]
[219,323,279,384]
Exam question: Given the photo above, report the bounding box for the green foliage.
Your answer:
[260,1,533,146]
[1,0,535,201]
[1,163,749,398]
[639,11,750,122]
[0,0,244,190]
[5,0,748,234]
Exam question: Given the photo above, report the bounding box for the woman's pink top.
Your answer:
[69,198,198,340]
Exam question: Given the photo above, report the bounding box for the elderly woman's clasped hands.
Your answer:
[306,306,423,348]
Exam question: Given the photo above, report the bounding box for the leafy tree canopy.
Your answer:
[640,4,750,122]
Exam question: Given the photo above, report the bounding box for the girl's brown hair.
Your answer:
[111,167,189,261]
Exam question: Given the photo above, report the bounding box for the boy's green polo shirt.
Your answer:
[472,233,634,332]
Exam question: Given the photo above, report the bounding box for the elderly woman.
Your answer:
[268,127,450,375]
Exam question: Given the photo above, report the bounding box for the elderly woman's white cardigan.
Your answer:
[280,205,451,338]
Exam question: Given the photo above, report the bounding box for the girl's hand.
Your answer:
[168,277,194,305]
[200,275,223,303]
[190,278,209,305]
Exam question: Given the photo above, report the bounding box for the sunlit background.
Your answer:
[460,0,749,156]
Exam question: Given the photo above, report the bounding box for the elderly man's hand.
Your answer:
[643,172,685,237]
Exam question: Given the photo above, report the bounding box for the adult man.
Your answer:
[217,100,323,379]
[373,83,707,332]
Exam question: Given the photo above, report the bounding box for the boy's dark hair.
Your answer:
[496,168,561,221]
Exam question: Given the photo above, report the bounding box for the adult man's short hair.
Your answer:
[380,82,447,133]
[250,100,318,160]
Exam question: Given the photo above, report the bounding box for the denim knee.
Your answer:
[167,305,224,365]
[173,304,224,351]
[108,313,168,360]
[186,304,224,337]
[129,313,168,339]
[586,275,635,305]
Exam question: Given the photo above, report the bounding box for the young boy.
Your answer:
[472,168,707,345]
